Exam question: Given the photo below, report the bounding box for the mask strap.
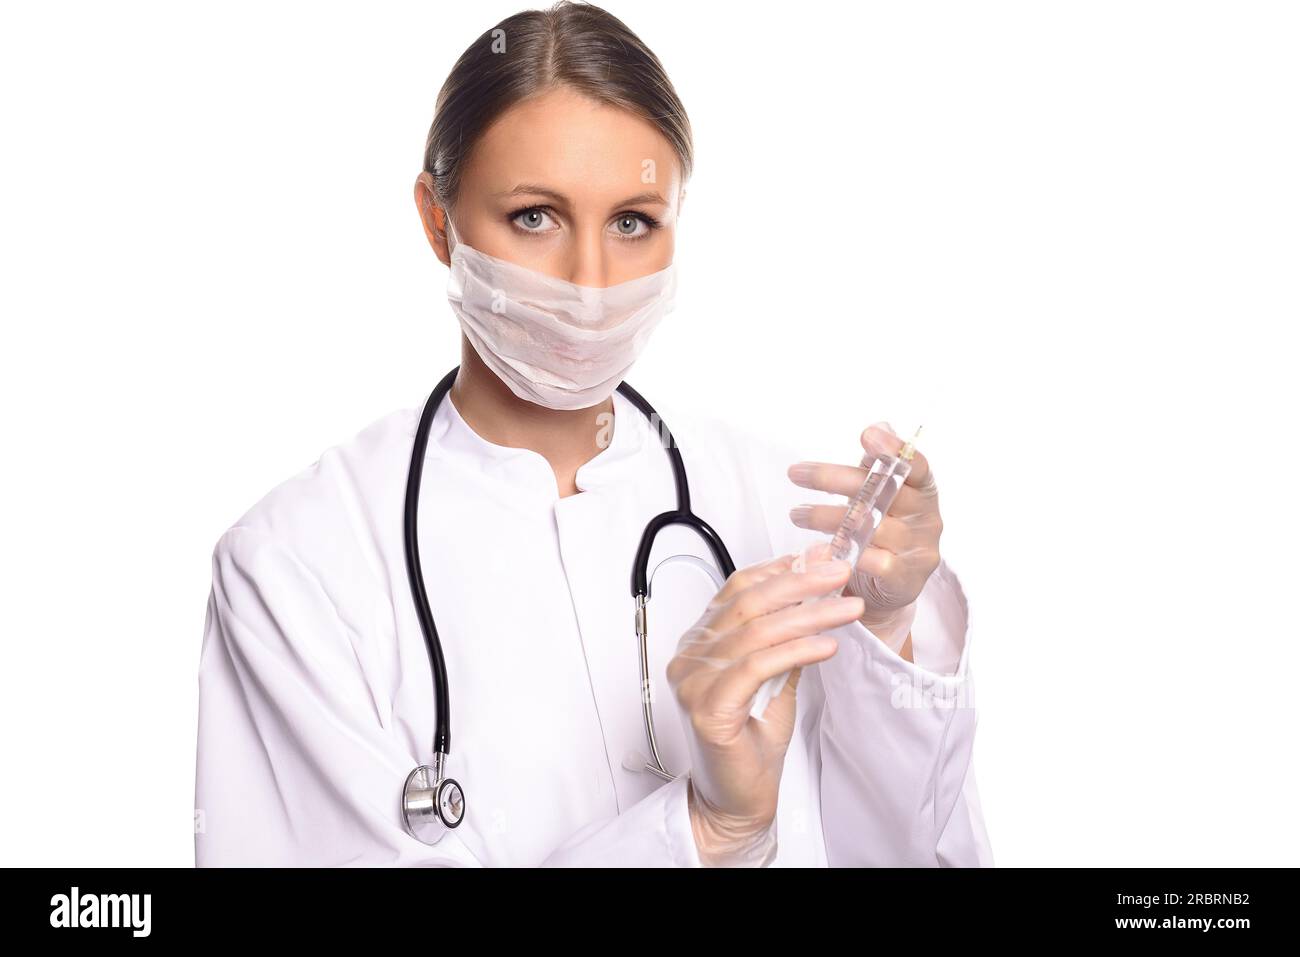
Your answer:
[424,187,459,251]
[443,209,460,251]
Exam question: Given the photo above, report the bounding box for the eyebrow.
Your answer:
[497,183,669,209]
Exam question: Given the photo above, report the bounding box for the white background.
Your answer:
[1,0,1296,867]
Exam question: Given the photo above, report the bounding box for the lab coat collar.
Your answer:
[425,385,648,500]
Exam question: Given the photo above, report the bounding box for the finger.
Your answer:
[708,634,841,713]
[713,552,796,606]
[797,540,838,565]
[712,559,854,632]
[793,489,933,540]
[711,594,864,661]
[788,502,849,535]
[902,446,933,490]
[859,424,934,492]
[788,461,866,498]
[790,439,932,501]
[791,502,924,550]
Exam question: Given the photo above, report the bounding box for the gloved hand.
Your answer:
[666,553,864,865]
[788,422,943,653]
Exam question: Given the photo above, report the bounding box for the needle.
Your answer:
[899,425,923,461]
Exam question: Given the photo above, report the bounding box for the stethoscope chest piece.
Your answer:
[402,764,465,844]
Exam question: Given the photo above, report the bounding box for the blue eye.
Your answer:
[511,207,557,232]
[609,212,660,241]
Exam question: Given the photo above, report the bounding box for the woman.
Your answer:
[195,1,991,867]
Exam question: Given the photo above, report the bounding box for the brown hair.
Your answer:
[422,1,693,211]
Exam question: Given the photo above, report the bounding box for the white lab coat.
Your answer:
[195,385,993,867]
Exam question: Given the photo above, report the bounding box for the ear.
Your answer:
[678,185,688,218]
[414,172,452,267]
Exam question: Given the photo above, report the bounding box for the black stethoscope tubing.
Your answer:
[403,365,736,763]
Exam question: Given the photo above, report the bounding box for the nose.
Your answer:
[564,230,611,288]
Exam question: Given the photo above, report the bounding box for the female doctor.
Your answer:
[194,1,992,867]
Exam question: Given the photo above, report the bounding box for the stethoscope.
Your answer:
[400,366,737,845]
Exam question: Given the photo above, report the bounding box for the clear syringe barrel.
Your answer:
[749,431,917,722]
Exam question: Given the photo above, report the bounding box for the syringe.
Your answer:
[749,427,923,722]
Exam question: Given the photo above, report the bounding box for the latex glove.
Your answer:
[788,422,943,653]
[667,553,863,865]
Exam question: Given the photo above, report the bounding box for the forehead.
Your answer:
[463,86,682,202]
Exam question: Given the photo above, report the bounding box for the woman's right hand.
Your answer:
[666,553,864,865]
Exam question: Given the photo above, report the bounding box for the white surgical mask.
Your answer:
[443,218,677,411]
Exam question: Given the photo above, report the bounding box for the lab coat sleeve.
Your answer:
[541,772,704,867]
[737,427,994,867]
[817,571,994,866]
[195,524,483,867]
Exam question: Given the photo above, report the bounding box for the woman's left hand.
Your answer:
[787,423,943,650]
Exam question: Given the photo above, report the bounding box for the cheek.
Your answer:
[479,222,566,274]
[608,227,676,283]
